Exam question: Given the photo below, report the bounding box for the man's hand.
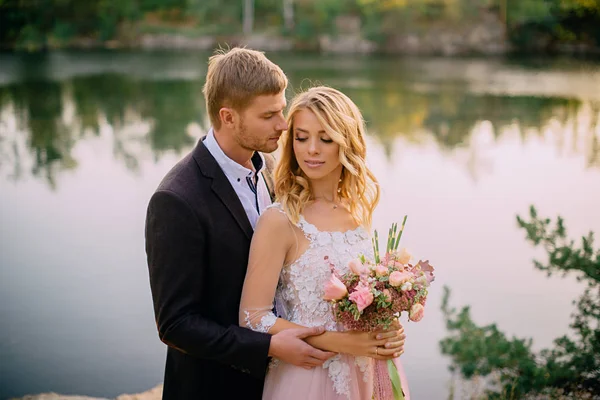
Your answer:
[269,326,337,370]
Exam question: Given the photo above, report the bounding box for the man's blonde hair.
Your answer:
[275,86,380,228]
[202,47,288,129]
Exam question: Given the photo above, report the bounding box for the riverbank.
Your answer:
[8,12,600,57]
[11,385,162,400]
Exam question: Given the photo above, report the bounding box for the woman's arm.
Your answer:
[240,208,337,367]
[239,208,404,360]
[269,316,404,359]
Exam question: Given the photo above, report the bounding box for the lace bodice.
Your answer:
[274,211,373,330]
[240,203,374,398]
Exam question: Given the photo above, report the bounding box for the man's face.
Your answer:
[233,92,288,154]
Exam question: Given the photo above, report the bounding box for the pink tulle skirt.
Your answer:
[262,355,410,400]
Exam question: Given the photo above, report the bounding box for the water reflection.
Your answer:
[0,52,599,190]
[0,75,208,188]
[1,52,599,400]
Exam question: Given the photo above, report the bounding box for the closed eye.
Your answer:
[294,137,307,142]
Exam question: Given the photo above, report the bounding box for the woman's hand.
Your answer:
[339,325,406,360]
[375,321,406,357]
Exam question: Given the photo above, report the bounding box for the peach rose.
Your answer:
[389,271,412,287]
[375,265,389,277]
[348,259,367,276]
[409,303,425,322]
[348,282,374,312]
[323,274,348,301]
[397,248,412,265]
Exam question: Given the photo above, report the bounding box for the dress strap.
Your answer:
[296,215,320,242]
[265,203,317,242]
[264,202,286,215]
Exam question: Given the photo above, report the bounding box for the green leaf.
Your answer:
[387,360,405,400]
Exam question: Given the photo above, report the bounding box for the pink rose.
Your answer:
[348,282,374,312]
[397,248,412,265]
[409,303,425,322]
[389,271,412,287]
[348,259,367,276]
[375,265,389,277]
[323,274,348,301]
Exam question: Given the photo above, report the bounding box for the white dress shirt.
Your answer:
[204,129,272,229]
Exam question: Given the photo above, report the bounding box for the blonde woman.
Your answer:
[240,86,410,399]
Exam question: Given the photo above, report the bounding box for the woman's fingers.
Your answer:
[376,345,403,358]
[384,337,405,351]
[372,330,397,340]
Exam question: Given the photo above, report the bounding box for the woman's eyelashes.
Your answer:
[294,136,334,143]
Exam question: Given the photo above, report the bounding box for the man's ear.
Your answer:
[219,107,236,128]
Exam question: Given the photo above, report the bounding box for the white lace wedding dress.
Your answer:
[241,203,410,400]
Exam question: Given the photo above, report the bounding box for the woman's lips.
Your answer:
[305,160,325,168]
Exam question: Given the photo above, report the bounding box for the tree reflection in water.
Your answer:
[0,55,598,189]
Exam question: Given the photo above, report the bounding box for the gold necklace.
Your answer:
[314,196,340,209]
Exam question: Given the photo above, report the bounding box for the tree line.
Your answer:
[1,0,599,52]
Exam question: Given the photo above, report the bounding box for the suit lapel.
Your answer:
[192,138,253,240]
[211,176,253,240]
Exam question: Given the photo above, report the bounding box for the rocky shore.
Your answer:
[11,385,162,400]
[41,13,599,56]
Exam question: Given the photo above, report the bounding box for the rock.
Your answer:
[11,385,163,400]
[236,34,294,52]
[319,34,376,54]
[10,394,109,400]
[115,385,162,400]
[139,34,215,50]
[385,11,509,56]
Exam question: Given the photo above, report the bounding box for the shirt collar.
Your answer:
[204,128,264,181]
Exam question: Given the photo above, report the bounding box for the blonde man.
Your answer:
[145,48,336,400]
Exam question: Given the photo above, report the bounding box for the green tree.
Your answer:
[440,206,600,398]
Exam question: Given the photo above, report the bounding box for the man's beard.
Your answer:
[236,120,278,153]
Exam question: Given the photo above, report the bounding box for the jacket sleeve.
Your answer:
[145,189,271,379]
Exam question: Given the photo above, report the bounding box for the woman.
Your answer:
[239,86,410,399]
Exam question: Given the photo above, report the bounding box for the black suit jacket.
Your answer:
[145,138,272,399]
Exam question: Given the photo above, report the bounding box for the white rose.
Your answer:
[400,281,413,292]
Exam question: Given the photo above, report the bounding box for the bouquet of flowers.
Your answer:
[323,216,435,400]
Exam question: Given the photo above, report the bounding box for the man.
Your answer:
[145,48,335,399]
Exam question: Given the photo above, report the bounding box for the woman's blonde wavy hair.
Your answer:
[274,86,380,228]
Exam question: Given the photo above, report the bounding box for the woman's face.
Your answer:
[292,108,342,182]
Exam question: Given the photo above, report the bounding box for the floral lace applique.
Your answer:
[355,357,372,383]
[244,311,276,333]
[268,358,280,370]
[324,355,352,398]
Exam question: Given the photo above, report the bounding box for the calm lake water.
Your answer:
[0,50,599,400]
